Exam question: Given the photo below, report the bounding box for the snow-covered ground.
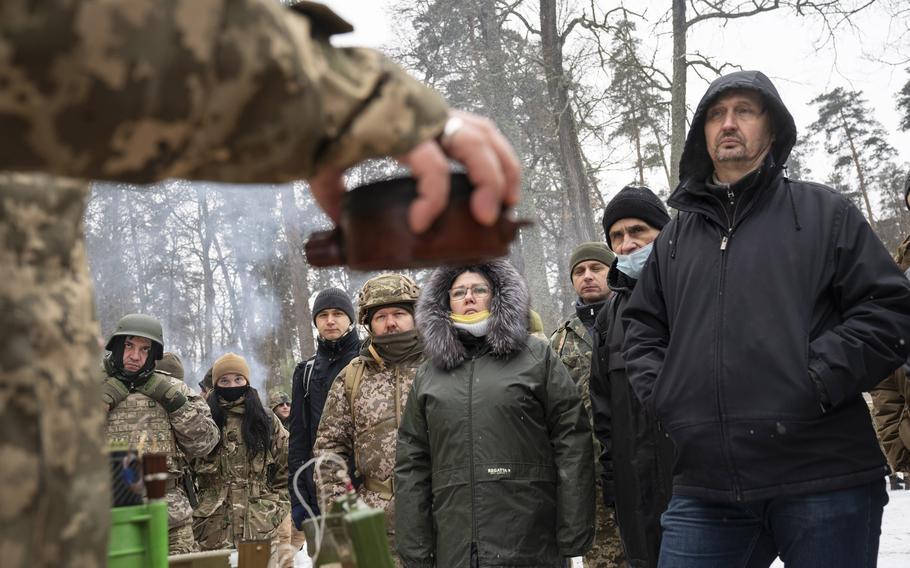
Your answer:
[291,486,910,567]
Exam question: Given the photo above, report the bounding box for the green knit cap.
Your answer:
[569,242,616,281]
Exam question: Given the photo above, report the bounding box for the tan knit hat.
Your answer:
[213,352,250,382]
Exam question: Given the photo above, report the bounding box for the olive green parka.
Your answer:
[395,260,595,568]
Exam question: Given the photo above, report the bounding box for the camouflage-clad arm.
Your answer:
[312,365,355,506]
[170,383,220,458]
[0,0,448,184]
[270,415,291,514]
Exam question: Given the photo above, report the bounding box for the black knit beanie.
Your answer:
[312,287,356,326]
[601,185,671,250]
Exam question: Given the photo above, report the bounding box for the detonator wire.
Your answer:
[291,452,352,562]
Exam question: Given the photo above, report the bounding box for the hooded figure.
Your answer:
[622,71,910,566]
[395,260,595,568]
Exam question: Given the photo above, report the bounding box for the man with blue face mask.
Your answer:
[588,185,675,568]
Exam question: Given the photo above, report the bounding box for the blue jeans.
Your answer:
[658,479,888,568]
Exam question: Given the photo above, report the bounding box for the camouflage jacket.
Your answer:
[313,351,423,533]
[104,365,219,527]
[0,173,111,568]
[550,315,594,417]
[0,1,448,184]
[550,314,604,477]
[192,399,290,550]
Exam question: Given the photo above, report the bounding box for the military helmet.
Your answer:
[356,273,420,325]
[269,390,291,409]
[106,313,164,358]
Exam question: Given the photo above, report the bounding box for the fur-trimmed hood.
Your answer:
[417,259,530,370]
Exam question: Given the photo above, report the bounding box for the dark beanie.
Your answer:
[569,242,616,281]
[312,287,356,326]
[601,185,671,250]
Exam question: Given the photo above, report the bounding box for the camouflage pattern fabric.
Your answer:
[550,316,595,416]
[193,400,290,550]
[0,2,451,562]
[589,484,627,568]
[313,354,423,539]
[105,369,219,531]
[0,1,448,184]
[551,315,626,568]
[0,173,108,568]
[270,390,291,410]
[169,522,198,555]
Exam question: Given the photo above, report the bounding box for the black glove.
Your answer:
[136,374,187,413]
[102,377,130,411]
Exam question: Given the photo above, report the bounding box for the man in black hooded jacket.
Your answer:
[288,288,361,530]
[622,70,910,567]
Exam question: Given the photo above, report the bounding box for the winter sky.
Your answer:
[319,0,910,199]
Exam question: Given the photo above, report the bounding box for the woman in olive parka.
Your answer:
[395,260,595,567]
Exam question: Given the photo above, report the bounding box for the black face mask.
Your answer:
[216,384,249,402]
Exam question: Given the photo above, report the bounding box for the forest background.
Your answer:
[85,0,910,394]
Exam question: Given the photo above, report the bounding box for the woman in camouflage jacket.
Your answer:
[193,353,290,550]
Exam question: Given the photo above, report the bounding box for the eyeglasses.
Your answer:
[276,402,290,407]
[705,104,765,124]
[449,284,491,302]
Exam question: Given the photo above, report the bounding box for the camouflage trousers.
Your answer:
[584,483,627,568]
[0,175,109,568]
[169,522,198,554]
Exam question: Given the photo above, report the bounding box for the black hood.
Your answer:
[417,259,529,371]
[678,70,797,185]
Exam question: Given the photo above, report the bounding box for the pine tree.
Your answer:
[808,87,896,229]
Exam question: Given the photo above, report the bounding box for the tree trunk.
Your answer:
[670,0,687,189]
[279,186,316,359]
[195,187,216,363]
[539,0,597,244]
[839,109,877,228]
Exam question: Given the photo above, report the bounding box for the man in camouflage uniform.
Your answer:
[269,389,299,567]
[270,390,292,429]
[550,242,624,568]
[0,1,520,565]
[101,314,219,554]
[314,274,424,566]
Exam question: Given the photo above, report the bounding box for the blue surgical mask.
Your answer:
[616,242,654,280]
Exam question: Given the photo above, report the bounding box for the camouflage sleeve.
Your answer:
[548,325,565,355]
[312,366,354,506]
[270,415,291,514]
[170,382,220,458]
[0,1,448,184]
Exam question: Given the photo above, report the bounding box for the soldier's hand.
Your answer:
[136,374,188,413]
[308,110,521,235]
[102,377,130,412]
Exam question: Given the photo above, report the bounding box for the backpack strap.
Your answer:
[301,357,316,397]
[343,359,367,428]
